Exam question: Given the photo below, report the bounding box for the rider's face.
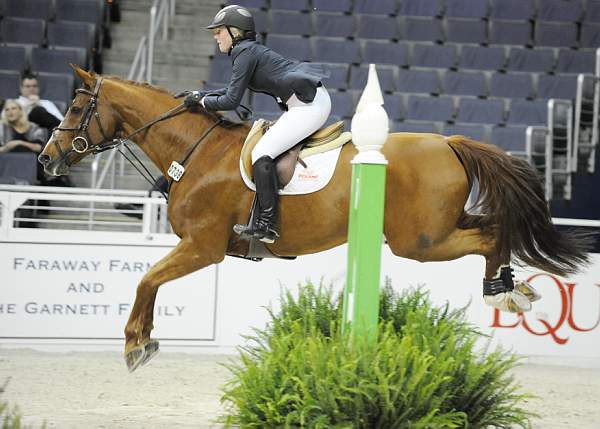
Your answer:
[212,27,233,53]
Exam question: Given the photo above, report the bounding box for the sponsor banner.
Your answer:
[0,242,217,341]
[1,241,598,362]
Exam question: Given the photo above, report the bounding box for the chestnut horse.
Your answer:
[39,67,590,372]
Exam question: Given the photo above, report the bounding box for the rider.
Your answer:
[181,5,331,244]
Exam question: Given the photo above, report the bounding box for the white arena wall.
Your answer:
[1,188,599,368]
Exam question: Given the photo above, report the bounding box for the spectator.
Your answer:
[0,99,72,187]
[17,73,64,134]
[0,99,45,156]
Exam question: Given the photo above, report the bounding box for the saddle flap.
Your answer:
[240,119,349,188]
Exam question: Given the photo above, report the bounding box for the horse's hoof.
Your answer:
[125,345,146,373]
[140,339,160,367]
[484,290,532,313]
[515,280,542,302]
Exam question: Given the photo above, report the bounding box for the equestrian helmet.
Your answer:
[206,5,255,33]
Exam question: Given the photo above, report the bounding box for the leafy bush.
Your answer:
[1,378,40,429]
[220,281,534,428]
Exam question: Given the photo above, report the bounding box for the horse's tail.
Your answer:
[446,135,593,276]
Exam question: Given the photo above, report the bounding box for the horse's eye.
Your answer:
[70,106,82,114]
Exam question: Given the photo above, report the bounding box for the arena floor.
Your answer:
[1,348,599,428]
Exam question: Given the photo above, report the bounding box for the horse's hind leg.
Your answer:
[483,247,542,313]
[124,239,221,372]
[387,226,495,263]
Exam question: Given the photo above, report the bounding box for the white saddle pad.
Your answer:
[240,145,344,195]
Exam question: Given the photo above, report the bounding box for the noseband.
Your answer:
[53,77,121,158]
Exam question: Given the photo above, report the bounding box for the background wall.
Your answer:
[1,238,598,367]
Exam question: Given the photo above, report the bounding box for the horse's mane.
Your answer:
[103,74,248,130]
[104,75,174,97]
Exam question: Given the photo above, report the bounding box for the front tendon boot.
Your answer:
[252,156,280,243]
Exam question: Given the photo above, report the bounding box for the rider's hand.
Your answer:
[183,91,205,109]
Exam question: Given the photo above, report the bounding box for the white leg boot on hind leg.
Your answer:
[484,290,532,312]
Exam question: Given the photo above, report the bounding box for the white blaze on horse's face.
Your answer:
[212,26,233,53]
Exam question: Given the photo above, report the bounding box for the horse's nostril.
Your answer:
[38,154,51,165]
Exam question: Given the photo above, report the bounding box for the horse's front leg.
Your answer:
[124,238,223,372]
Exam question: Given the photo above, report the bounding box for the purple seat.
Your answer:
[362,41,409,66]
[491,126,528,152]
[489,72,534,99]
[353,0,397,15]
[489,0,534,20]
[383,94,405,120]
[412,44,458,68]
[537,75,578,100]
[459,46,505,71]
[555,49,595,74]
[313,37,360,64]
[581,23,600,48]
[31,47,87,74]
[506,48,555,73]
[37,72,75,106]
[314,13,354,38]
[534,22,577,48]
[356,14,398,40]
[506,100,548,125]
[329,91,356,118]
[445,0,488,18]
[399,0,443,17]
[443,71,487,97]
[0,71,20,99]
[537,0,583,23]
[406,95,455,122]
[0,17,45,46]
[396,69,440,94]
[5,0,54,20]
[0,46,28,72]
[400,17,443,42]
[457,98,505,124]
[445,18,487,44]
[48,21,96,52]
[312,0,352,13]
[270,0,309,11]
[266,35,311,61]
[269,10,312,35]
[489,20,531,46]
[584,0,600,22]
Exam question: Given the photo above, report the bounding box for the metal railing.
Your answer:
[90,0,176,191]
[0,185,171,240]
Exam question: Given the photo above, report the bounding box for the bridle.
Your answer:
[53,77,121,159]
[49,77,244,201]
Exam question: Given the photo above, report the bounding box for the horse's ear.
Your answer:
[70,64,96,88]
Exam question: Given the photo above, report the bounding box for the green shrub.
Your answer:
[1,380,23,429]
[220,281,535,428]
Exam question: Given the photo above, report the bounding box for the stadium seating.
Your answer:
[312,0,352,13]
[505,48,555,73]
[269,10,311,36]
[442,71,487,97]
[443,123,487,141]
[458,46,505,71]
[489,73,535,99]
[1,17,46,45]
[0,46,28,73]
[400,17,443,42]
[4,0,54,20]
[456,98,505,124]
[396,69,440,95]
[445,18,487,44]
[314,13,354,38]
[489,0,534,20]
[0,71,20,99]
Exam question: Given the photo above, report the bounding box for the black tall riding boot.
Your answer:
[235,156,280,243]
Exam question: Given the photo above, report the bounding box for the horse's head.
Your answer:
[39,65,121,176]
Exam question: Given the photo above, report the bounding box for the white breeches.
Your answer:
[251,86,331,164]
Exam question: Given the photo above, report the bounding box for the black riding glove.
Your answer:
[175,90,208,109]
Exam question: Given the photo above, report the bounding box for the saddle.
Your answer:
[240,119,350,188]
